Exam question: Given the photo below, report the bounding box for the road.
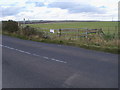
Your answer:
[2,35,118,88]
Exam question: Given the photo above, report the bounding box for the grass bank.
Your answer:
[2,31,119,54]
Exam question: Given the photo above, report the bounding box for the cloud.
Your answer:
[48,2,105,14]
[100,6,106,8]
[2,7,25,17]
[25,1,45,7]
[35,2,45,7]
[0,0,118,21]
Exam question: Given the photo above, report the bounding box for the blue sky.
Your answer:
[0,0,119,21]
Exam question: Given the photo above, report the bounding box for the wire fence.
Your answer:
[34,27,118,41]
[19,25,119,50]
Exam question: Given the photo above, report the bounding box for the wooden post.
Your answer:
[59,28,61,37]
[78,29,79,39]
[108,27,110,34]
[86,29,88,38]
[100,28,104,36]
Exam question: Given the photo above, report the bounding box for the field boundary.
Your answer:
[2,21,119,54]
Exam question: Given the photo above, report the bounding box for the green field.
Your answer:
[2,21,119,54]
[27,21,118,34]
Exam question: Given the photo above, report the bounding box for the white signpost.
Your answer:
[50,29,54,33]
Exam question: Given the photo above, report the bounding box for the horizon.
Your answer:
[0,19,120,22]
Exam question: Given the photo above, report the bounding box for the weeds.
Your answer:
[2,24,119,54]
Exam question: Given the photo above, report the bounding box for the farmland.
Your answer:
[25,21,119,54]
[3,21,119,54]
[27,21,118,34]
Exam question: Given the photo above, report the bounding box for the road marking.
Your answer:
[33,54,40,57]
[51,58,67,63]
[43,56,49,59]
[0,44,67,64]
[24,52,31,55]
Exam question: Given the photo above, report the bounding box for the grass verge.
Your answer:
[2,32,119,54]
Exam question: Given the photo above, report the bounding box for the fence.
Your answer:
[35,27,105,40]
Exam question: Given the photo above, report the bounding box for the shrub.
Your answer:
[2,20,19,33]
[103,33,116,41]
[22,25,49,39]
[22,25,37,36]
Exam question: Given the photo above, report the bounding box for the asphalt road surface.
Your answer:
[2,35,118,88]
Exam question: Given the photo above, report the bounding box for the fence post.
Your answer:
[115,26,117,39]
[59,28,61,37]
[108,27,110,34]
[100,28,104,36]
[78,29,79,39]
[86,29,88,38]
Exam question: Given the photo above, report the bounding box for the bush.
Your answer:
[22,25,49,39]
[103,33,116,41]
[2,20,19,33]
[22,25,37,36]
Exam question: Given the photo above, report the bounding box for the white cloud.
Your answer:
[2,7,25,16]
[0,0,119,21]
[47,2,106,14]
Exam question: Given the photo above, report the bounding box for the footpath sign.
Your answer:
[50,29,54,33]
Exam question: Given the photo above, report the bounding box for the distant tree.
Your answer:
[2,20,19,33]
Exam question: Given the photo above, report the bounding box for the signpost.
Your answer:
[50,29,54,33]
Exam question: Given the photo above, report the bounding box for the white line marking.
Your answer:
[0,44,67,64]
[51,58,67,63]
[33,54,40,57]
[43,56,49,59]
[15,49,19,50]
[51,58,56,60]
[17,50,25,53]
[24,52,31,55]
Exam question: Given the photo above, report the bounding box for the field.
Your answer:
[27,21,118,34]
[23,21,119,54]
[3,21,118,54]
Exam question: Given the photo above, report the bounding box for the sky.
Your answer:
[0,0,119,21]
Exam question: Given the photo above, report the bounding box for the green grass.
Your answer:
[3,32,119,54]
[27,21,118,34]
[3,21,118,54]
[0,30,2,35]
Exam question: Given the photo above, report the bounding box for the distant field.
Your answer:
[27,21,118,34]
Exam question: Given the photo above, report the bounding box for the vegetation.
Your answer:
[2,20,119,54]
[2,21,49,40]
[2,20,19,33]
[28,21,118,34]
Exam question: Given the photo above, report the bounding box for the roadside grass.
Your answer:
[0,30,2,35]
[2,21,119,54]
[27,21,118,41]
[3,31,119,54]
